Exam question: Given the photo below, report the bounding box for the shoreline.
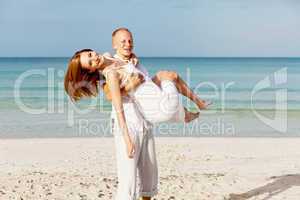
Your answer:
[1,135,300,139]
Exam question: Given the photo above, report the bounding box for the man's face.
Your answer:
[112,30,134,59]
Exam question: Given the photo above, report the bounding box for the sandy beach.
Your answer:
[1,137,300,200]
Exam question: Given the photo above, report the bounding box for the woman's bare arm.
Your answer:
[102,73,144,101]
[105,70,135,158]
[102,83,127,101]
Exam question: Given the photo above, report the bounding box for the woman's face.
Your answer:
[80,51,103,72]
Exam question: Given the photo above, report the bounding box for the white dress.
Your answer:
[103,63,185,124]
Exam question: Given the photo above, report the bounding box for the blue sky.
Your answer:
[1,0,300,57]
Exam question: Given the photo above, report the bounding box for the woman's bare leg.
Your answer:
[152,71,208,110]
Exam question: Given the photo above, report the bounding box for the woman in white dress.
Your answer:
[64,49,210,158]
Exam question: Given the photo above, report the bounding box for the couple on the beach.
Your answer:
[64,28,210,200]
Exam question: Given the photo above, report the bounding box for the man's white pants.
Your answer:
[112,114,158,200]
[112,80,185,199]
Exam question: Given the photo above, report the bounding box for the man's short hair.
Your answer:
[112,27,132,38]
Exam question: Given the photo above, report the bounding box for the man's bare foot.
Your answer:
[184,108,199,123]
[140,197,151,200]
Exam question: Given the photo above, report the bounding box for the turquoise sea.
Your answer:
[0,57,299,138]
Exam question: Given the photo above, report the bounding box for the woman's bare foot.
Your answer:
[196,99,212,110]
[184,108,199,123]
